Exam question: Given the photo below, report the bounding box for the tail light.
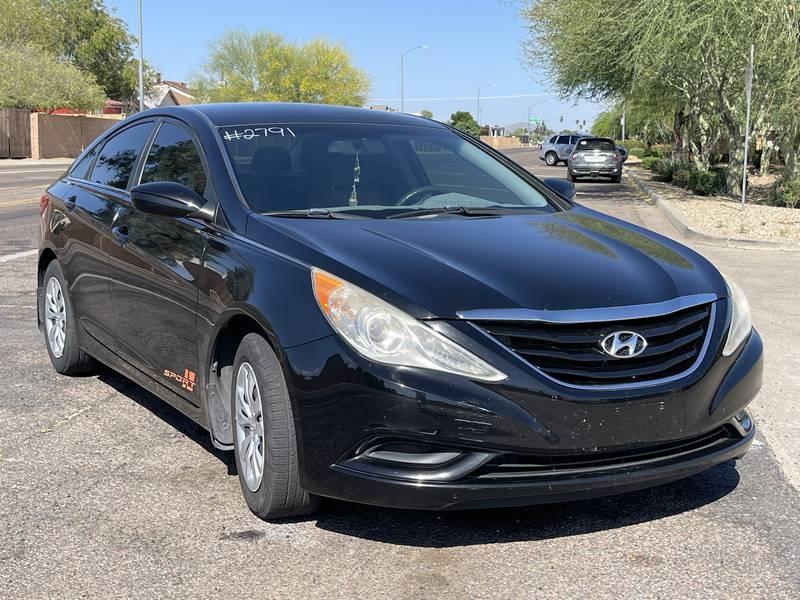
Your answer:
[39,195,49,216]
[571,153,578,160]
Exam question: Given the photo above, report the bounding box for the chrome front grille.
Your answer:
[474,300,715,387]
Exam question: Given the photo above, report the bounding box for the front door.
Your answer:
[107,120,211,405]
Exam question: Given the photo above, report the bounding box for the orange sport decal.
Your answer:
[163,368,196,392]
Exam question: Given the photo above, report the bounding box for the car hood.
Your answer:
[248,205,726,319]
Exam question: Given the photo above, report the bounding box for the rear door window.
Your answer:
[140,122,208,196]
[90,122,153,190]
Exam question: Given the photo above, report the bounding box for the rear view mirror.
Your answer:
[542,177,576,202]
[130,182,206,218]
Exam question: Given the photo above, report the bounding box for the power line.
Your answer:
[369,93,555,102]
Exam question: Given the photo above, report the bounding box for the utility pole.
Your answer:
[742,44,754,206]
[137,0,144,112]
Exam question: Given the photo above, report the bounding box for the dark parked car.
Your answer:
[38,103,762,520]
[568,137,624,182]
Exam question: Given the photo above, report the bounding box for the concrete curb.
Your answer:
[625,170,800,252]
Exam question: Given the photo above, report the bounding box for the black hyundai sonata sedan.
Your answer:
[38,103,762,519]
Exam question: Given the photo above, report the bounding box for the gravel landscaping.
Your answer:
[629,168,800,244]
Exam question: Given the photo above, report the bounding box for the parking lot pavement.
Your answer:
[2,154,799,598]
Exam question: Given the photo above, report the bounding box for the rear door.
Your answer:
[55,121,154,351]
[107,119,212,405]
[555,135,572,159]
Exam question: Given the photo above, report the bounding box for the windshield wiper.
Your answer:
[263,208,371,220]
[386,206,507,219]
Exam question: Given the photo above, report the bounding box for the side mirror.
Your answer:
[542,177,576,202]
[130,181,206,218]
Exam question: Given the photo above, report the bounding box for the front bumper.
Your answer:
[284,326,763,510]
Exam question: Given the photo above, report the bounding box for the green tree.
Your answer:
[0,44,105,110]
[0,0,151,104]
[522,0,800,196]
[193,31,370,106]
[419,109,434,119]
[449,111,480,138]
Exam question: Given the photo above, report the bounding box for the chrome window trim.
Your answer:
[457,293,719,324]
[469,297,719,391]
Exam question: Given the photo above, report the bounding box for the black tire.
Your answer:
[568,171,578,183]
[612,173,622,183]
[545,151,559,166]
[41,260,97,375]
[231,333,318,520]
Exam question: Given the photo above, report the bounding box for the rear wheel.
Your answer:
[42,260,97,375]
[231,333,318,520]
[568,171,578,183]
[545,151,559,166]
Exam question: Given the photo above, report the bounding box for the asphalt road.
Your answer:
[1,155,798,599]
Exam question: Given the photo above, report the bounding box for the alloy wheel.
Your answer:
[235,361,265,492]
[45,276,66,358]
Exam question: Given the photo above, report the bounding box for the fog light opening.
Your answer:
[362,442,462,467]
[730,410,753,436]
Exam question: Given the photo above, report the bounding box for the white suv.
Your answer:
[538,134,587,166]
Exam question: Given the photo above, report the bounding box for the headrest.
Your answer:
[251,146,291,174]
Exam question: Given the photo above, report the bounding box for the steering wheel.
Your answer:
[397,186,449,206]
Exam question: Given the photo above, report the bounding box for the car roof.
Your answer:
[170,102,446,129]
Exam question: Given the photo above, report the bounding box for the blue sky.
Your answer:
[109,0,603,129]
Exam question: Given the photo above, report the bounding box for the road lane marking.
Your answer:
[0,199,38,208]
[0,249,37,263]
[0,168,68,175]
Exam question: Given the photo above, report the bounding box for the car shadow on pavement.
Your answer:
[96,370,741,547]
[97,370,237,476]
[312,464,740,547]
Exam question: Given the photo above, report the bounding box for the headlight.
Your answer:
[722,274,752,356]
[311,268,507,382]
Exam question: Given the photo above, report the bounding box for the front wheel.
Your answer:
[611,173,622,183]
[231,333,318,520]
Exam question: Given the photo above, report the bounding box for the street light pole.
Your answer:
[137,0,144,112]
[400,45,427,113]
[477,82,494,124]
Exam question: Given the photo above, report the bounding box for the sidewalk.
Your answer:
[0,157,74,169]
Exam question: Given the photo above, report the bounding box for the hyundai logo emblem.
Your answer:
[600,331,648,358]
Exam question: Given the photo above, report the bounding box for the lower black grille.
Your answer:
[476,301,714,386]
[474,426,734,479]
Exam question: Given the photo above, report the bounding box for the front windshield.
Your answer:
[219,123,554,217]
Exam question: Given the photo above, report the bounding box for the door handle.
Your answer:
[112,225,129,244]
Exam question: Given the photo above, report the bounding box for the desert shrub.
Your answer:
[650,158,674,181]
[640,156,658,170]
[628,146,646,157]
[688,170,723,196]
[672,169,691,188]
[769,174,800,209]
